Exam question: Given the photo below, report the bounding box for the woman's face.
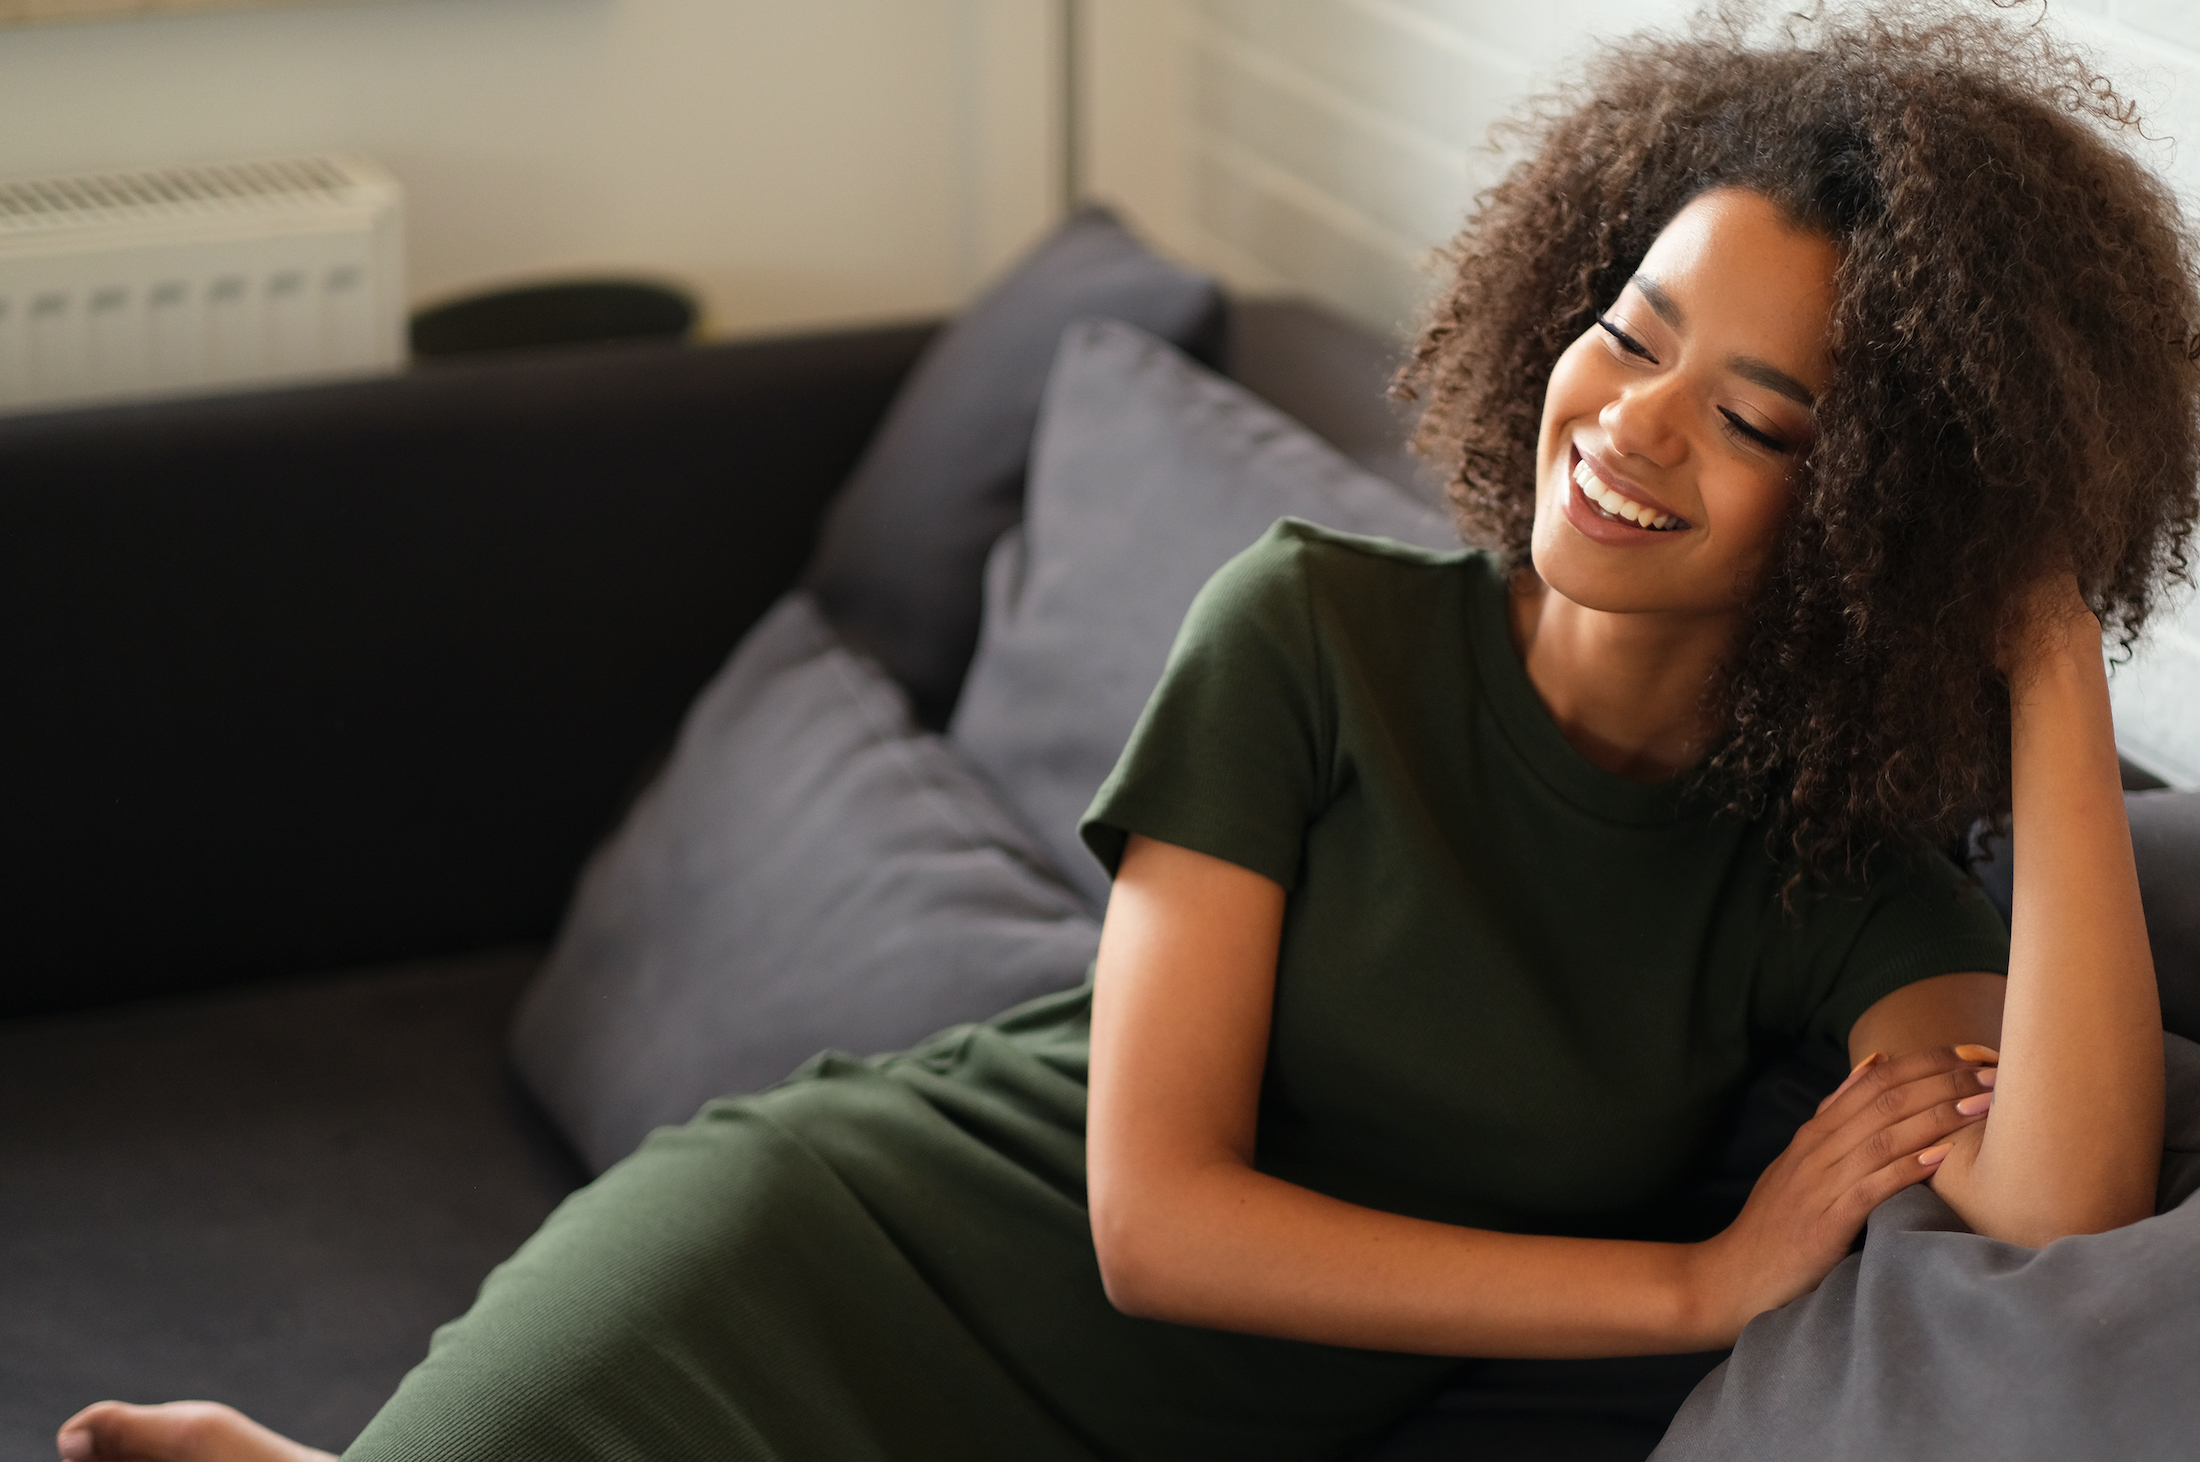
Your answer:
[1530,188,1839,621]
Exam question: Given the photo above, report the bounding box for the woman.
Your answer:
[61,7,2194,1460]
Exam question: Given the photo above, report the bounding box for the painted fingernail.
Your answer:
[1953,1044,2000,1064]
[1918,1143,1954,1165]
[1956,1093,1993,1116]
[1976,1067,1997,1089]
[1833,1052,1883,1094]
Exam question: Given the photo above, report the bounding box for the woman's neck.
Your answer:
[1506,573,1735,784]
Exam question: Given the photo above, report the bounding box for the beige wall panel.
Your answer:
[0,0,1063,339]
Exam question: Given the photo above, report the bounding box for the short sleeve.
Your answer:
[1079,522,1329,890]
[1766,846,2012,1052]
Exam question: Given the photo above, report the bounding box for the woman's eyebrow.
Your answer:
[1729,357,1816,409]
[1630,274,1683,326]
[1630,273,1817,409]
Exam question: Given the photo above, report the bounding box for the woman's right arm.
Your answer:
[1917,578,2165,1245]
[1085,833,1995,1356]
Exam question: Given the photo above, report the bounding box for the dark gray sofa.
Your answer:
[0,299,1455,1458]
[4,295,2195,1462]
[0,324,943,1454]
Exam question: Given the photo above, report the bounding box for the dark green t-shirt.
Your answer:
[1081,520,2009,1238]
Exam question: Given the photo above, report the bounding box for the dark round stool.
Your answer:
[410,280,698,360]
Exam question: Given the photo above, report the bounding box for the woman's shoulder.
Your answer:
[1196,518,1493,634]
[1242,516,1481,574]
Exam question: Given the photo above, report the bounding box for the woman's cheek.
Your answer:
[1714,469,1797,591]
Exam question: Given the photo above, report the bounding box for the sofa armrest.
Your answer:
[0,324,936,1017]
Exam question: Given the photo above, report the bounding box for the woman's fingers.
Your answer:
[1815,1051,1884,1116]
[1994,569,2093,685]
[1839,1133,1968,1220]
[1827,1088,1989,1189]
[1800,1055,1995,1224]
[1826,1066,1990,1159]
[1814,1046,1992,1133]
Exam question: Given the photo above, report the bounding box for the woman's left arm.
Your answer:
[1853,576,2163,1246]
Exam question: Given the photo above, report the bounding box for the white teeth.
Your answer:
[1571,456,1680,531]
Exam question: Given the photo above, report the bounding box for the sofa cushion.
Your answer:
[804,206,1226,728]
[0,950,575,1459]
[510,591,1100,1174]
[1655,1031,2200,1462]
[948,318,1458,912]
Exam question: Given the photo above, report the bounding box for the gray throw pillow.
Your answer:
[804,206,1226,728]
[948,318,1459,913]
[1654,1032,2200,1462]
[510,592,1099,1174]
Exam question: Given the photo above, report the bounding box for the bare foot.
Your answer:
[56,1401,336,1462]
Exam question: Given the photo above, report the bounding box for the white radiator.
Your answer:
[0,155,405,415]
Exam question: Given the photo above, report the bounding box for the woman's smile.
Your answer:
[1567,447,1688,535]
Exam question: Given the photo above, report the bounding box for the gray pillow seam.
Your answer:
[819,630,1066,883]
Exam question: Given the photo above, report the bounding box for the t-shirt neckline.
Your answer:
[1463,557,1692,827]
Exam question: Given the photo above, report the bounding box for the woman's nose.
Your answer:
[1600,375,1687,466]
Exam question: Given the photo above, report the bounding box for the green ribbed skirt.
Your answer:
[342,988,1453,1462]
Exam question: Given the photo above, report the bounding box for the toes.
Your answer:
[55,1401,254,1462]
[57,1400,143,1462]
[58,1400,145,1462]
[56,1420,97,1462]
[56,1400,333,1462]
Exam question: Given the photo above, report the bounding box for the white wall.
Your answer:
[1082,0,2200,786]
[0,0,1065,338]
[1087,0,2200,338]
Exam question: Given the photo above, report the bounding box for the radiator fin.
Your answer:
[0,154,405,414]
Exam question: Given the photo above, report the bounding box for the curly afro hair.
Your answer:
[1399,0,2200,883]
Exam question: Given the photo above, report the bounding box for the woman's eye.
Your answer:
[1596,317,1656,362]
[1719,408,1792,454]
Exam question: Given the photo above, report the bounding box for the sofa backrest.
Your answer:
[0,328,931,1017]
[1971,792,2200,1043]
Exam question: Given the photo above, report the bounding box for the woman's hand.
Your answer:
[1995,570,2100,701]
[1684,1045,1997,1339]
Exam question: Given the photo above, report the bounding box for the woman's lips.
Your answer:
[1563,447,1690,544]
